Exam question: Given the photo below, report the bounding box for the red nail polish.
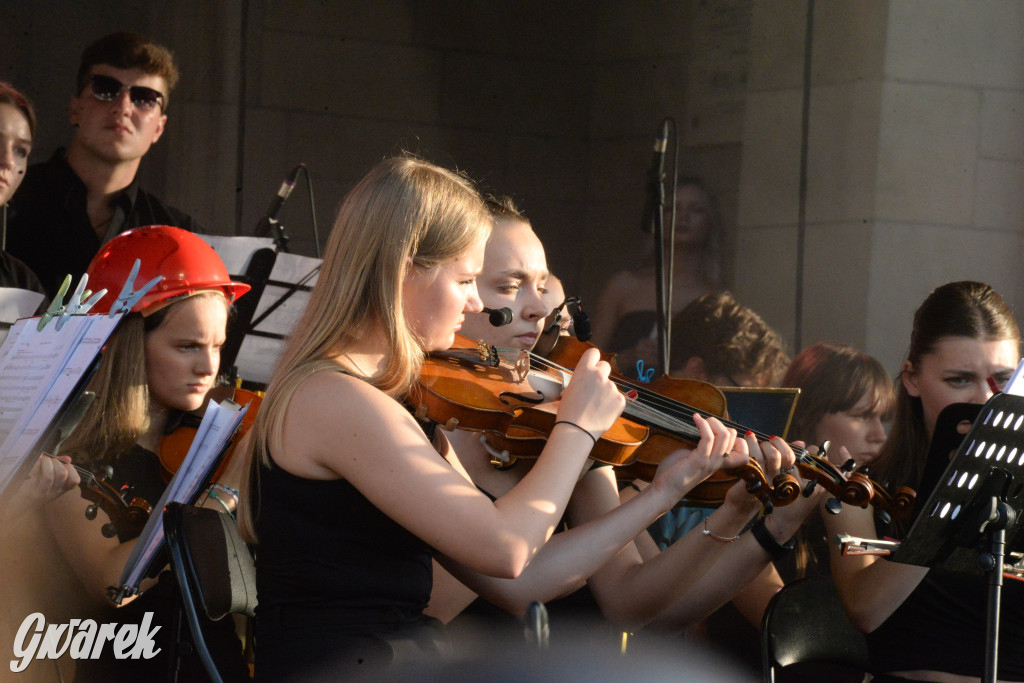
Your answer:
[745,430,754,437]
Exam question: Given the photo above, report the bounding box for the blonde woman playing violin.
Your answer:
[232,158,767,680]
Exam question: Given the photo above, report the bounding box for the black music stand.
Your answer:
[892,392,1024,683]
[218,247,276,381]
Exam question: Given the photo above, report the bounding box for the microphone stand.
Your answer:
[265,217,289,254]
[642,118,674,374]
[649,192,668,374]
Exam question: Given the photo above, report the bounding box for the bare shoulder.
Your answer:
[277,369,426,479]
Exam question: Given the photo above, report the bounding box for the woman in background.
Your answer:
[825,281,1024,681]
[0,81,75,532]
[781,341,894,580]
[434,197,813,643]
[592,177,723,377]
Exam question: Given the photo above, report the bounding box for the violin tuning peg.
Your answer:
[762,500,774,515]
[841,458,856,473]
[85,504,98,521]
[875,509,892,527]
[825,498,843,515]
[100,522,117,538]
[802,479,818,497]
[99,465,114,482]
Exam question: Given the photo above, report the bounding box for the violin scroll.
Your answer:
[76,464,152,542]
[794,446,916,523]
[769,470,802,506]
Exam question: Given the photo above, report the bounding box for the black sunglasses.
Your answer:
[88,74,164,111]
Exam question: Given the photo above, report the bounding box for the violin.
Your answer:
[416,334,799,513]
[534,332,916,521]
[43,453,152,542]
[157,385,263,483]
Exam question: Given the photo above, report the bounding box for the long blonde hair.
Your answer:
[237,156,490,543]
[61,315,149,463]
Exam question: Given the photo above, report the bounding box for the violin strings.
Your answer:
[493,347,864,496]
[521,349,775,439]
[496,347,839,481]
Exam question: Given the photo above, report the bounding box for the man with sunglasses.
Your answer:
[6,32,199,299]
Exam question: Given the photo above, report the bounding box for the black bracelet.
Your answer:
[751,516,795,561]
[553,420,597,447]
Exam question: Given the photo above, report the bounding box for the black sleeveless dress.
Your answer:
[253,452,443,679]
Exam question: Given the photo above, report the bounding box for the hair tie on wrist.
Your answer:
[702,516,740,543]
[553,420,597,447]
[751,515,794,560]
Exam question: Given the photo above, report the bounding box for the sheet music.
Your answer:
[0,288,45,345]
[116,398,248,598]
[198,234,276,274]
[1004,358,1024,396]
[233,251,321,384]
[0,315,121,493]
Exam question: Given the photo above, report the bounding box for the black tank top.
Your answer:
[254,455,433,620]
[253,445,438,678]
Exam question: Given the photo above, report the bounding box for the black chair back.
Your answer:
[761,577,869,683]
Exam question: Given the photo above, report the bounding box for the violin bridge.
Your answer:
[476,340,494,364]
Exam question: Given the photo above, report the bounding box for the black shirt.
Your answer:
[866,566,1024,679]
[5,149,199,299]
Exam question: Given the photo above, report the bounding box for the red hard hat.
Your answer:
[86,225,250,315]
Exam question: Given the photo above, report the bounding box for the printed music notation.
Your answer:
[114,398,248,602]
[0,315,122,499]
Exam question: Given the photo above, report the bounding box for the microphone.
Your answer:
[483,307,513,327]
[641,119,669,233]
[563,297,592,342]
[570,306,591,342]
[255,163,305,238]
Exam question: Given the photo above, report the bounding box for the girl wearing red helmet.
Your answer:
[43,224,251,681]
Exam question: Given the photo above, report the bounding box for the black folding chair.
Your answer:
[761,577,870,683]
[164,502,257,682]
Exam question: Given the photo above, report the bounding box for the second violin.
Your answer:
[416,334,801,512]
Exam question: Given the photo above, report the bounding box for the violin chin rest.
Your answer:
[526,371,564,402]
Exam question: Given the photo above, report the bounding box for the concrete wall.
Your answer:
[737,0,1024,371]
[3,0,1023,374]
